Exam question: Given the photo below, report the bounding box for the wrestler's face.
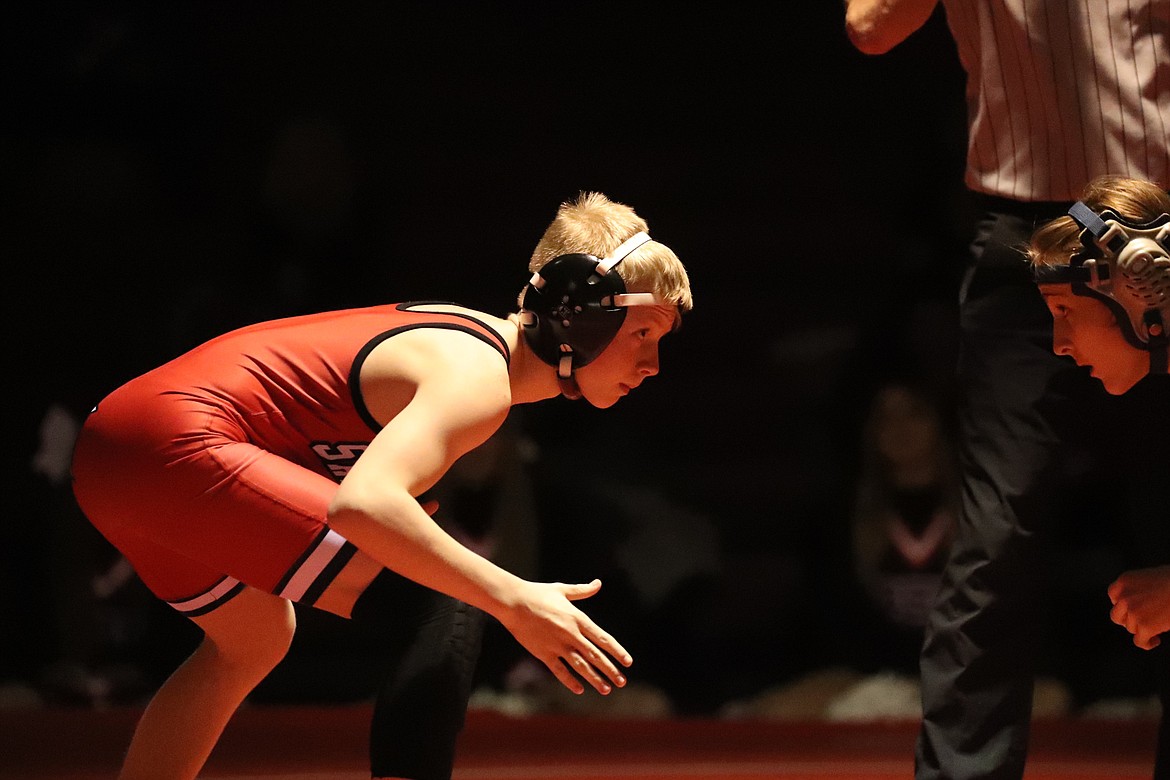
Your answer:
[1040,285,1147,394]
[575,306,677,408]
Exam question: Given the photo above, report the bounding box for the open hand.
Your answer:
[497,578,633,695]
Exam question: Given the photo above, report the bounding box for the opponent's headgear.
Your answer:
[519,231,667,399]
[1034,201,1170,373]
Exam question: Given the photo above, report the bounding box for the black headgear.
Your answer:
[519,231,666,399]
[1034,201,1170,373]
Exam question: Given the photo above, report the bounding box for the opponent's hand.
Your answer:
[496,578,632,695]
[1108,565,1170,650]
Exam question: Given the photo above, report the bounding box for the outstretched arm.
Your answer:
[844,0,939,55]
[328,333,631,694]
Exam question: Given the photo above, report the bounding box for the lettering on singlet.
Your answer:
[310,441,370,480]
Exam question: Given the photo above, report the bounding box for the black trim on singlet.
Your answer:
[396,302,511,363]
[349,303,512,434]
[273,526,333,595]
[184,581,245,617]
[167,575,247,617]
[299,541,359,607]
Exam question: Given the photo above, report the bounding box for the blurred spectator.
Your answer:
[1,399,186,710]
[848,379,957,673]
[724,378,1071,720]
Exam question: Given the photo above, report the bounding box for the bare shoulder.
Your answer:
[359,307,514,427]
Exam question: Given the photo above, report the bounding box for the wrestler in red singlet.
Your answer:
[71,302,509,617]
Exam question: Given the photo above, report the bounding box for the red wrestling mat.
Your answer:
[0,705,1157,779]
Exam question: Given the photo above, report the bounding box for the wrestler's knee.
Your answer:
[194,588,297,674]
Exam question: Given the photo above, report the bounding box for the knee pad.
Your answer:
[361,570,486,780]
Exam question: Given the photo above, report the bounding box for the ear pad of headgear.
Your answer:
[1069,205,1170,346]
[1112,231,1170,315]
[521,253,628,374]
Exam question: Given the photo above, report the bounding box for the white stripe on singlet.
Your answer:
[167,575,243,615]
[942,0,1170,202]
[275,529,347,602]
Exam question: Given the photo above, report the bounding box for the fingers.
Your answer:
[545,645,628,696]
[515,579,635,696]
[564,651,614,695]
[1112,598,1164,650]
[580,640,629,687]
[583,622,633,669]
[1107,578,1123,605]
[1135,632,1162,651]
[419,499,440,516]
[563,579,603,601]
[560,579,634,663]
[547,630,632,696]
[544,656,586,695]
[1111,600,1128,627]
[558,620,632,695]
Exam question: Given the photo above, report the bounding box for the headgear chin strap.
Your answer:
[1035,202,1170,373]
[518,231,667,400]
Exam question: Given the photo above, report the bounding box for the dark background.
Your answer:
[10,1,1099,717]
[5,1,970,418]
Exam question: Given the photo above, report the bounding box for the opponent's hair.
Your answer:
[524,192,693,312]
[1028,175,1170,269]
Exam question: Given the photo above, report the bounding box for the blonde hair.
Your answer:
[1029,175,1170,269]
[526,192,693,312]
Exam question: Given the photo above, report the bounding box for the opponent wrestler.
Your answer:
[1030,175,1170,654]
[70,191,693,780]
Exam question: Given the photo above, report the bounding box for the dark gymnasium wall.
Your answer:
[3,2,988,710]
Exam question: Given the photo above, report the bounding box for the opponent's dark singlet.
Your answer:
[71,303,510,616]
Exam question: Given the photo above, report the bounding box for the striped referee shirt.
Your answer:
[941,0,1170,201]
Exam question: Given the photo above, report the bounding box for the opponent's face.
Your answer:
[1040,285,1147,394]
[575,306,677,408]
